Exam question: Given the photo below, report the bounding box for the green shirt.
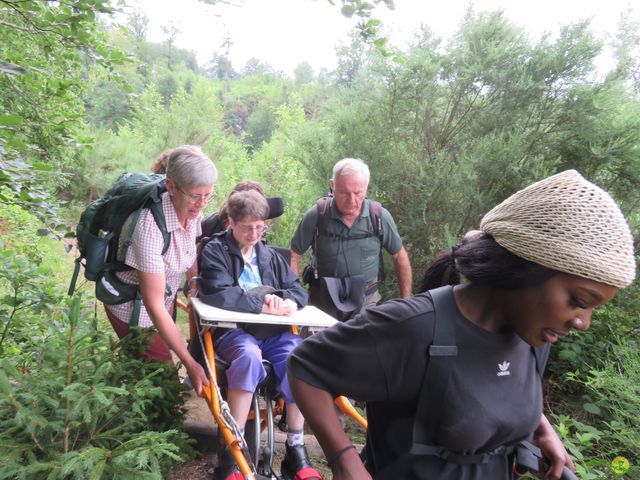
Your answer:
[290,199,403,285]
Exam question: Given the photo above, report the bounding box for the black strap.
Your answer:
[533,344,551,377]
[68,258,81,296]
[411,285,458,449]
[411,443,515,464]
[130,289,142,328]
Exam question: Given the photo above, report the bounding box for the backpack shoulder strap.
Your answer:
[118,186,170,262]
[309,197,331,275]
[148,200,170,255]
[315,196,331,237]
[533,344,551,377]
[368,199,385,282]
[409,289,549,458]
[410,285,458,450]
[368,199,383,241]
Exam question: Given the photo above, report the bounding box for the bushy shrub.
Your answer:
[0,213,194,479]
[0,294,194,480]
[550,336,640,479]
[546,298,640,479]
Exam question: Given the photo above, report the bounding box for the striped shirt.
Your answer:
[106,192,201,328]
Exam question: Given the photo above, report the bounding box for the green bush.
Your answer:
[0,293,194,480]
[0,212,193,479]
[546,301,640,479]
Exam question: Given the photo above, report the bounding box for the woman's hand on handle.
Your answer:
[184,357,210,396]
[535,414,575,480]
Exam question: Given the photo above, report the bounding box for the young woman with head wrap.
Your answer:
[288,170,636,480]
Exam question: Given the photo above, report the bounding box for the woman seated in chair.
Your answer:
[199,189,323,480]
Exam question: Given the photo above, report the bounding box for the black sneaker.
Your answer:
[280,444,323,480]
[214,447,243,480]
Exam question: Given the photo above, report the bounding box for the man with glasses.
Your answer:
[290,158,412,319]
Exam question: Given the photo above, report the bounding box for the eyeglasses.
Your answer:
[236,223,269,234]
[177,186,216,204]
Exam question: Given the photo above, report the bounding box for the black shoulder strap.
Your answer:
[368,200,385,282]
[315,196,331,238]
[309,197,331,276]
[148,201,170,255]
[411,285,458,450]
[533,344,551,377]
[368,199,383,241]
[409,289,550,457]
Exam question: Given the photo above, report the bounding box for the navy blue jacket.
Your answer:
[198,230,308,339]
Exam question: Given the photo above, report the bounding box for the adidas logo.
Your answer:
[497,361,511,377]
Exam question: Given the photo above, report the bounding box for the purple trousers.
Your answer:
[216,329,301,404]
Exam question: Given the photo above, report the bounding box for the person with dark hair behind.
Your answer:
[150,148,173,174]
[200,180,265,238]
[288,170,636,480]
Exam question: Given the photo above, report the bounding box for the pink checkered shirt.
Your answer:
[105,192,201,328]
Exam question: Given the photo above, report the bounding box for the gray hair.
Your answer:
[227,190,269,222]
[165,145,218,187]
[332,158,370,185]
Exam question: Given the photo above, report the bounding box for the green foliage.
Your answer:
[0,272,193,479]
[0,164,68,238]
[4,3,640,476]
[544,298,640,479]
[550,335,640,479]
[0,0,123,170]
[292,10,640,283]
[0,248,61,358]
[251,101,322,246]
[336,0,396,57]
[72,75,225,201]
[0,182,192,478]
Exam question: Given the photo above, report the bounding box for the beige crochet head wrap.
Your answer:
[480,170,636,288]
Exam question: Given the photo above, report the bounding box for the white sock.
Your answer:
[286,428,304,446]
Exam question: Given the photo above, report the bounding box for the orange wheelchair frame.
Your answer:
[177,297,367,480]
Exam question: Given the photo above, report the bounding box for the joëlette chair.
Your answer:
[177,196,367,480]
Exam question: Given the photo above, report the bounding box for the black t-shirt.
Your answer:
[288,291,545,479]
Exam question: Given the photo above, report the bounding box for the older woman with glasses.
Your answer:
[198,189,323,480]
[104,145,216,396]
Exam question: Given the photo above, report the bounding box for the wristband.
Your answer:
[327,444,357,468]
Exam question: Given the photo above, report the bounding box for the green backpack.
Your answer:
[68,172,170,326]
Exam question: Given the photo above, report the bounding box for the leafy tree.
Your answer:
[127,8,149,42]
[296,10,640,273]
[333,0,396,57]
[0,0,122,169]
[161,22,180,69]
[610,9,640,96]
[242,57,276,77]
[294,61,315,86]
[244,103,277,150]
[206,52,236,80]
[157,72,180,106]
[333,32,372,86]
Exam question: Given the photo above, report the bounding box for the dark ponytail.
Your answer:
[419,234,558,293]
[419,248,461,291]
